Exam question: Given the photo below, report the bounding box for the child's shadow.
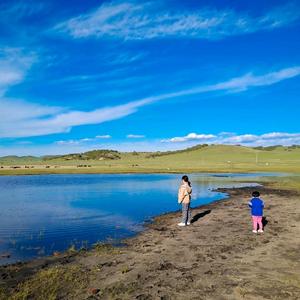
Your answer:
[191,210,211,224]
[263,216,268,228]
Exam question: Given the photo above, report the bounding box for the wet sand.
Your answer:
[1,186,300,299]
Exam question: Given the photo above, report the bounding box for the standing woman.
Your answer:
[178,175,192,226]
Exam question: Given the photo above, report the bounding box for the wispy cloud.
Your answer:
[55,1,300,40]
[56,135,112,145]
[102,51,147,65]
[55,134,144,146]
[0,1,46,20]
[115,66,300,106]
[126,134,145,138]
[162,132,300,146]
[0,99,148,138]
[155,66,300,98]
[0,47,35,95]
[1,65,300,138]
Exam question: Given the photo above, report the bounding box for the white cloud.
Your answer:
[1,65,300,138]
[162,132,300,146]
[219,132,236,137]
[96,134,111,139]
[0,98,62,123]
[223,134,259,144]
[55,138,95,145]
[126,134,145,138]
[56,139,80,145]
[162,133,216,143]
[260,132,300,139]
[55,1,300,40]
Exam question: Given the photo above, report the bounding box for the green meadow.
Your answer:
[1,144,300,175]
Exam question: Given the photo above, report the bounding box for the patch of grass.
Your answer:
[93,243,121,255]
[7,265,88,300]
[0,287,7,300]
[217,174,300,193]
[100,282,137,298]
[67,244,77,254]
[121,265,130,274]
[259,176,300,192]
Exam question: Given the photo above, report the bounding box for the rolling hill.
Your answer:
[0,144,299,174]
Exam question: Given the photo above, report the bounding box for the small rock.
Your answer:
[89,288,100,295]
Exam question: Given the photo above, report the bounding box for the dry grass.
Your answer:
[3,265,88,300]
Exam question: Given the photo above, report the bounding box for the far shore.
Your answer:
[1,183,299,299]
[0,164,298,176]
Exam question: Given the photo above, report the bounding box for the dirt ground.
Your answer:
[1,186,300,299]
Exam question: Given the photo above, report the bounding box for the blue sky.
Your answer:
[0,0,300,155]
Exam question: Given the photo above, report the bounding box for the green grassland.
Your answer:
[0,144,300,175]
[257,175,300,192]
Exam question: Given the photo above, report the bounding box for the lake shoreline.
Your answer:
[1,185,300,299]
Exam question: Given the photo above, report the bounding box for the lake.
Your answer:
[0,173,274,265]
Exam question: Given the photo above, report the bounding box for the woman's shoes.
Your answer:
[177,222,186,226]
[178,222,191,226]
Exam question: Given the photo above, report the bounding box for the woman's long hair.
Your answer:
[182,175,191,187]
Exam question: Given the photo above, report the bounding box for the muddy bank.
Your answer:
[1,186,300,299]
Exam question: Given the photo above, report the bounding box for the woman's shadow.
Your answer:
[191,210,211,224]
[262,216,268,228]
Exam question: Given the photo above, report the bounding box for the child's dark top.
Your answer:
[248,197,264,216]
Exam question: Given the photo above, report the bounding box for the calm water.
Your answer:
[0,173,274,264]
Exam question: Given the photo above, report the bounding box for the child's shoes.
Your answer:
[258,229,264,233]
[252,230,258,233]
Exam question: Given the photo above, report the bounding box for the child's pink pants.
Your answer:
[252,216,263,230]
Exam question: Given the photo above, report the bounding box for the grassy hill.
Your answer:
[0,144,300,174]
[44,150,121,161]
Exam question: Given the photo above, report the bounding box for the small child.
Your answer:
[248,191,264,233]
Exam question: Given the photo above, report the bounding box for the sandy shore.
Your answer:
[1,186,300,299]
